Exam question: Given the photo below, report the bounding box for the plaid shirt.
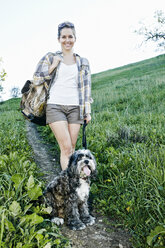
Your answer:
[33,51,93,119]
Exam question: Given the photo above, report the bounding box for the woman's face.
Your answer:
[58,28,76,51]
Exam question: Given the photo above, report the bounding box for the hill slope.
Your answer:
[88,54,165,247]
[92,54,165,86]
[91,54,165,115]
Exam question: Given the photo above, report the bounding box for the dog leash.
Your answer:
[82,120,87,149]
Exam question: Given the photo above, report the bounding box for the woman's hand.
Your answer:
[49,56,63,74]
[84,114,91,124]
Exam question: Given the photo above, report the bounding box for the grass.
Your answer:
[0,99,71,248]
[88,54,165,247]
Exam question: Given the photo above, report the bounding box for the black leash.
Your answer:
[82,120,87,149]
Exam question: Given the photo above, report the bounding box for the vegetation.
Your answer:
[0,99,71,247]
[38,54,165,247]
[135,10,165,50]
[10,87,21,98]
[0,54,165,247]
[0,58,7,100]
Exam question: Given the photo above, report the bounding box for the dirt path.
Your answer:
[26,121,132,248]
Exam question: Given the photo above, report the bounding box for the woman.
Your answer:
[33,21,92,170]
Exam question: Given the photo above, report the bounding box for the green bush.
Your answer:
[0,99,70,248]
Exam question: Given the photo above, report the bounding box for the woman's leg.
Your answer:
[49,121,73,170]
[68,124,81,152]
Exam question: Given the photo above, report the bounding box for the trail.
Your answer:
[26,121,132,248]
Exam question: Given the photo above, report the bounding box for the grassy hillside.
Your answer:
[0,54,165,247]
[92,54,165,114]
[92,54,165,85]
[89,54,165,247]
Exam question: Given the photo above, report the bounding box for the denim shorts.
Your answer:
[46,104,84,125]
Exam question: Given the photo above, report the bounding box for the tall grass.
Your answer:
[87,55,165,247]
[0,99,71,248]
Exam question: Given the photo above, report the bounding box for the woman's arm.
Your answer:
[84,113,91,123]
[83,59,93,123]
[48,56,63,74]
[33,53,62,85]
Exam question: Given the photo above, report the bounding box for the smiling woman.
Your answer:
[33,21,93,170]
[58,28,76,55]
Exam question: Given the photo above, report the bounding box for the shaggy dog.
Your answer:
[44,149,97,230]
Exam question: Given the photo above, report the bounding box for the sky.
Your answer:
[0,0,164,100]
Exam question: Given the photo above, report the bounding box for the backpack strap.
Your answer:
[46,68,57,101]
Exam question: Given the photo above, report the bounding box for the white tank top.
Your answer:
[47,62,79,105]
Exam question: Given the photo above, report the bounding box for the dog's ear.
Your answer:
[67,153,76,176]
[67,152,79,178]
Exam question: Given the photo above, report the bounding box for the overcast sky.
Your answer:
[0,0,164,100]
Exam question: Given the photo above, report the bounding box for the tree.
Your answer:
[0,58,7,101]
[10,87,21,98]
[135,10,165,50]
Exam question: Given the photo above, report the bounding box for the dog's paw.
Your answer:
[68,221,86,230]
[51,217,64,225]
[82,215,95,226]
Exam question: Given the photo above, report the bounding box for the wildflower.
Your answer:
[105,179,111,182]
[126,206,131,212]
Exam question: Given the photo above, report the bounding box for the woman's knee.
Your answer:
[61,144,72,156]
[71,144,76,152]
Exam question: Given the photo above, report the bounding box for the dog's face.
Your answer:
[68,149,97,179]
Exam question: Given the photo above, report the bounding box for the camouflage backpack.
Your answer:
[20,72,55,126]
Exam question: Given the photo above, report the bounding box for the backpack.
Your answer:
[20,72,55,126]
